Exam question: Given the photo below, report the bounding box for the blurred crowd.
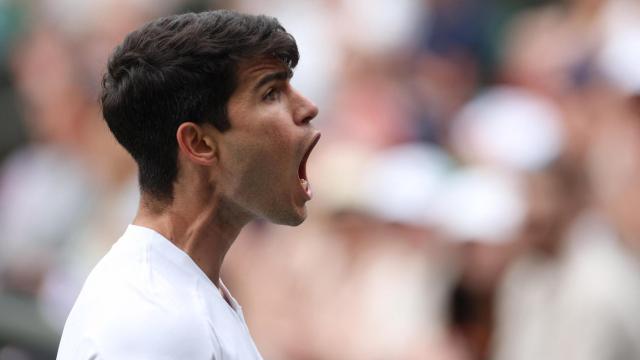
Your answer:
[1,0,640,359]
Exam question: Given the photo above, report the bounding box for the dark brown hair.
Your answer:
[101,10,299,202]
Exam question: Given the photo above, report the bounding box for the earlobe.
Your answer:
[176,122,218,166]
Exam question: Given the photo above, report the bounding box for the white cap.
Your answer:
[435,166,526,243]
[362,143,452,226]
[597,0,640,94]
[451,86,564,171]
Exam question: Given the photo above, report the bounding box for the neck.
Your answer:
[133,187,251,288]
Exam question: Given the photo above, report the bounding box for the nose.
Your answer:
[293,89,319,125]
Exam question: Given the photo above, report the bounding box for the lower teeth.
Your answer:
[300,179,309,191]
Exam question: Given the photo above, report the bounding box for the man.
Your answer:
[57,10,319,359]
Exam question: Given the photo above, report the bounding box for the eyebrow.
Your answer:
[253,69,293,92]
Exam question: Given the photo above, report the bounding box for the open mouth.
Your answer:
[298,133,321,198]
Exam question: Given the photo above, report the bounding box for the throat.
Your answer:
[133,192,250,286]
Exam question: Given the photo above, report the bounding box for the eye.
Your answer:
[263,87,281,102]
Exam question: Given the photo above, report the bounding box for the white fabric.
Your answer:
[57,225,263,360]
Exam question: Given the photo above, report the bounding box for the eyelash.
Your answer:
[263,87,282,102]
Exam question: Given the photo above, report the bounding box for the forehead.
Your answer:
[236,58,290,87]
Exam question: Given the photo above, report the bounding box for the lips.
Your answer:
[298,133,321,199]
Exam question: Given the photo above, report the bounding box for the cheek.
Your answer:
[225,126,296,195]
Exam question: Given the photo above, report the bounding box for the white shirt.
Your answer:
[57,225,263,360]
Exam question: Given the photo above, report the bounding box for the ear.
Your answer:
[176,122,217,166]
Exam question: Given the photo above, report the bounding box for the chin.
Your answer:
[266,207,307,227]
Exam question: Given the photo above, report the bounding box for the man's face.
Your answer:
[214,59,320,226]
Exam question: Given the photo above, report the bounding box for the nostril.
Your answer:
[296,102,318,125]
[303,103,319,124]
[301,113,315,125]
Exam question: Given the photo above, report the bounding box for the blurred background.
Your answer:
[2,0,640,359]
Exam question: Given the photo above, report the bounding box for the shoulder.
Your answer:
[61,286,217,359]
[96,301,215,359]
[61,255,220,359]
[60,307,216,359]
